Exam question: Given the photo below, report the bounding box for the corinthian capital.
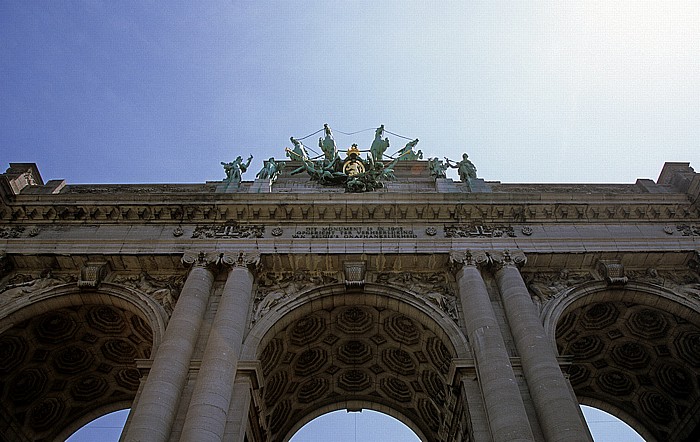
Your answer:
[449,249,491,269]
[221,251,261,270]
[181,251,222,268]
[490,249,527,269]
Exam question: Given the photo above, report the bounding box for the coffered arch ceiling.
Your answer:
[251,288,469,442]
[554,287,700,442]
[0,290,157,442]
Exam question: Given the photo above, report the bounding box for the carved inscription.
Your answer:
[292,226,416,239]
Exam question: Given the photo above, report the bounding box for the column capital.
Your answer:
[491,249,527,270]
[181,251,222,269]
[449,249,490,270]
[450,249,527,271]
[221,251,261,271]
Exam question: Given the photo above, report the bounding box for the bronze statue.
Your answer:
[446,153,477,181]
[398,139,422,160]
[369,124,390,161]
[256,157,284,181]
[429,157,448,179]
[287,137,309,161]
[318,124,338,163]
[221,155,253,185]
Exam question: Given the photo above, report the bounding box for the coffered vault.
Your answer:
[0,157,699,441]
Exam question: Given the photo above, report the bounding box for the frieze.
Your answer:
[292,226,416,239]
[253,271,339,323]
[375,272,458,322]
[192,223,264,239]
[112,272,184,315]
[444,225,516,238]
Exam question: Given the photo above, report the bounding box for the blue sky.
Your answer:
[3,1,697,440]
[2,1,698,185]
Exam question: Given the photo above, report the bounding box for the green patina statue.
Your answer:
[287,137,309,161]
[318,124,338,163]
[446,153,477,181]
[369,124,390,161]
[429,157,448,179]
[398,139,422,160]
[256,157,285,181]
[221,155,253,185]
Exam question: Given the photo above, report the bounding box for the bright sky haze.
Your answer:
[2,1,696,441]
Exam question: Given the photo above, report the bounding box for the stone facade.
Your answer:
[0,160,699,441]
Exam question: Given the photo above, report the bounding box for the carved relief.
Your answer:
[0,271,75,309]
[525,269,594,308]
[444,224,516,238]
[112,272,184,315]
[375,272,458,321]
[626,268,700,304]
[253,271,338,323]
[677,224,700,236]
[0,226,26,238]
[191,222,264,239]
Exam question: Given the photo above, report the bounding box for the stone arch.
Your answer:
[542,281,700,441]
[242,283,470,442]
[0,283,167,441]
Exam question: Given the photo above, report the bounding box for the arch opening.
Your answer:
[580,405,644,441]
[252,289,466,442]
[0,297,154,441]
[289,409,420,442]
[66,408,129,441]
[553,288,700,442]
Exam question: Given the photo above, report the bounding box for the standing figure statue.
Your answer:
[221,155,253,185]
[256,157,285,181]
[370,124,390,161]
[286,137,309,161]
[445,153,477,181]
[318,124,338,163]
[398,138,422,160]
[429,157,448,179]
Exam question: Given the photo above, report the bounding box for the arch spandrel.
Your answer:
[242,284,470,442]
[543,282,700,441]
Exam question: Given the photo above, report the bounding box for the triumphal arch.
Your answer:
[1,128,699,441]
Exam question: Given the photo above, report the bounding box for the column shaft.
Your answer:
[124,264,214,442]
[180,265,254,441]
[457,265,534,441]
[496,264,590,442]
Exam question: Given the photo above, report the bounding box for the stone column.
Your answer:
[180,252,258,442]
[451,250,534,441]
[493,250,590,442]
[124,252,218,442]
